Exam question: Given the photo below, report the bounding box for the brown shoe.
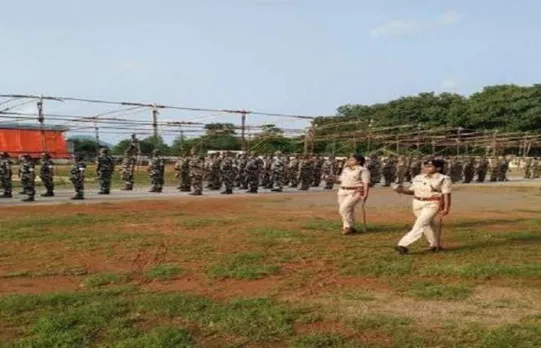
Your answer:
[342,227,354,235]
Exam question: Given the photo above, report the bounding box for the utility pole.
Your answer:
[457,127,463,155]
[416,124,421,151]
[492,130,498,156]
[309,126,315,154]
[37,95,46,154]
[303,128,309,155]
[431,138,436,154]
[178,126,184,153]
[152,107,159,142]
[241,111,247,151]
[94,118,100,156]
[395,135,399,153]
[367,119,374,152]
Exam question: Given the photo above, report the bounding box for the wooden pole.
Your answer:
[241,112,246,151]
[37,96,46,154]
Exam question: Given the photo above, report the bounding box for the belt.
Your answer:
[414,196,441,201]
[341,186,362,190]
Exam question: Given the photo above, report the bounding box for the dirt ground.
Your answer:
[1,183,540,346]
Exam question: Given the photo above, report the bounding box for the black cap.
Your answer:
[352,153,365,166]
[423,159,445,171]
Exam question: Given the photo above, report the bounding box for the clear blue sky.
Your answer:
[1,0,540,144]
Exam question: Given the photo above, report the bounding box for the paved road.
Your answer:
[0,186,330,207]
[0,177,539,207]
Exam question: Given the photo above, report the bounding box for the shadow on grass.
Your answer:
[302,217,404,235]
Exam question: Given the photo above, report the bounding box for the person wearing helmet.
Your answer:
[96,148,115,195]
[271,151,285,192]
[19,154,36,202]
[189,153,205,196]
[220,152,235,194]
[69,154,86,200]
[148,149,165,193]
[0,152,13,198]
[39,152,55,197]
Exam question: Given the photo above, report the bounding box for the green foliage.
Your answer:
[207,252,280,280]
[407,281,473,300]
[315,84,541,155]
[293,334,347,347]
[72,138,100,156]
[145,264,184,281]
[84,273,131,288]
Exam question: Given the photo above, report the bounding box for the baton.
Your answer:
[436,215,444,248]
[361,200,368,233]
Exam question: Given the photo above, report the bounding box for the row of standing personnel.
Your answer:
[0,152,86,201]
[368,155,517,186]
[122,150,345,195]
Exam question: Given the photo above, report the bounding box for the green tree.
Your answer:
[73,139,100,156]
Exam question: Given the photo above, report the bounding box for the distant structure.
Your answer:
[0,123,69,158]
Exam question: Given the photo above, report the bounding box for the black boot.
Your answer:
[271,188,283,192]
[22,196,35,202]
[221,189,233,194]
[71,194,84,200]
[0,193,12,198]
[189,191,202,196]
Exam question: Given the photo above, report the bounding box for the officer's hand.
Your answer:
[440,209,450,217]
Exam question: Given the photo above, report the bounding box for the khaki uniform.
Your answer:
[397,173,452,248]
[337,165,370,229]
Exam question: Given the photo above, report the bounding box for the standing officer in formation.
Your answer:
[367,155,382,187]
[39,152,55,197]
[174,155,191,192]
[381,155,397,187]
[299,155,313,191]
[120,134,139,191]
[462,157,475,183]
[148,149,165,193]
[288,155,300,188]
[312,155,323,187]
[393,159,452,254]
[19,154,36,202]
[96,148,115,195]
[220,151,235,194]
[271,151,285,192]
[70,154,86,200]
[189,153,205,196]
[322,156,336,190]
[0,152,12,198]
[331,154,370,235]
[245,152,261,194]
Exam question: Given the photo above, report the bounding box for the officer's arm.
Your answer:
[440,177,452,215]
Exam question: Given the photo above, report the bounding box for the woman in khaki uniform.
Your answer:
[393,159,452,254]
[332,154,371,235]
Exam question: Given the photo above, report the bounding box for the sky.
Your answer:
[1,0,540,144]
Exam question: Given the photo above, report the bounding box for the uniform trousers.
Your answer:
[337,189,363,229]
[398,200,441,247]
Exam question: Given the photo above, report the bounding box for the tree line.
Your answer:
[74,84,541,157]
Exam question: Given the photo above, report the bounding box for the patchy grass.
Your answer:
[207,252,280,280]
[293,333,347,348]
[144,264,184,281]
[1,188,541,346]
[407,281,473,300]
[84,273,131,288]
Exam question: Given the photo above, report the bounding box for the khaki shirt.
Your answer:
[339,165,370,187]
[410,173,452,198]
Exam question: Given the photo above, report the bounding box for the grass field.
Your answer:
[1,187,540,347]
